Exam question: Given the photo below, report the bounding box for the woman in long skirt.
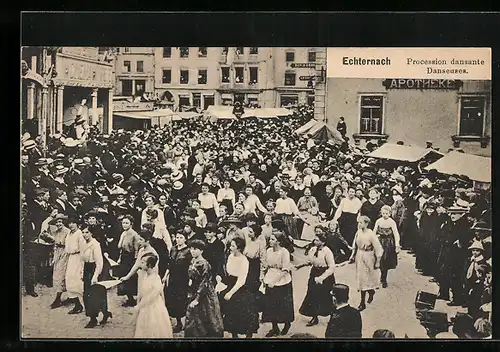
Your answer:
[132,254,173,338]
[262,230,295,337]
[65,216,85,314]
[116,215,140,307]
[349,216,384,311]
[296,232,336,326]
[217,179,236,215]
[243,224,267,312]
[119,227,159,301]
[198,183,219,224]
[219,237,259,338]
[373,205,400,288]
[275,187,309,240]
[80,226,111,328]
[48,214,70,309]
[164,232,192,333]
[333,186,362,246]
[184,240,224,338]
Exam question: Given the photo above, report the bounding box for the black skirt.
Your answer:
[219,199,234,216]
[202,208,217,224]
[116,250,137,296]
[299,266,335,317]
[379,234,397,270]
[246,257,264,312]
[83,262,108,318]
[166,270,189,318]
[219,276,259,334]
[339,212,358,246]
[262,282,295,324]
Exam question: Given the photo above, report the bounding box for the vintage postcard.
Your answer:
[21,46,491,339]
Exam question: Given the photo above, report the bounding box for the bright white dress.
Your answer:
[134,272,173,338]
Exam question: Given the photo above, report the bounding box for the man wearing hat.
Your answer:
[436,205,474,306]
[22,195,39,297]
[325,284,362,338]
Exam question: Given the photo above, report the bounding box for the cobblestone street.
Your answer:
[22,249,467,339]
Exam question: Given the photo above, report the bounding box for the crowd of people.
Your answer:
[21,104,492,338]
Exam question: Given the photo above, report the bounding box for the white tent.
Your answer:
[294,119,318,135]
[368,143,443,163]
[424,151,491,183]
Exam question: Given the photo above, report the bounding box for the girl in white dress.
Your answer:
[132,254,173,338]
[349,215,384,311]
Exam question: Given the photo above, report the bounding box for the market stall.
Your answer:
[424,151,491,184]
[367,143,443,163]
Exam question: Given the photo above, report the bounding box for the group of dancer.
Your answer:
[21,104,491,338]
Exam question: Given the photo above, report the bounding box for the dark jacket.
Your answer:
[325,305,362,338]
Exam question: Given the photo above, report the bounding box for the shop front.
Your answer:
[51,48,115,134]
[112,100,155,130]
[325,78,492,156]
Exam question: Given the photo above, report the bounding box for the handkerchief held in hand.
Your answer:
[215,281,227,293]
[95,279,122,290]
[259,283,266,294]
[104,253,119,267]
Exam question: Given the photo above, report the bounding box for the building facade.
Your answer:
[153,47,326,110]
[325,78,492,156]
[21,47,115,142]
[114,47,155,97]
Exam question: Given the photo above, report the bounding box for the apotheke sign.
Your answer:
[383,79,463,90]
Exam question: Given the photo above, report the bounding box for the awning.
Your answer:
[368,143,444,163]
[295,119,318,135]
[114,108,176,120]
[424,151,491,183]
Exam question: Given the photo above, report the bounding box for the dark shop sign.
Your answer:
[382,79,463,90]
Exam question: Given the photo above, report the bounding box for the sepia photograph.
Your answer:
[20,46,492,339]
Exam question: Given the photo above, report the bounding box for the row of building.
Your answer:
[21,47,491,156]
[113,47,322,110]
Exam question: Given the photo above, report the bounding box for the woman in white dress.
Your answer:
[65,216,85,314]
[132,254,173,338]
[349,215,384,311]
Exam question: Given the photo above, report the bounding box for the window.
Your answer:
[234,93,245,104]
[203,95,214,109]
[123,47,130,53]
[163,47,171,58]
[308,51,316,62]
[307,93,315,106]
[360,95,384,134]
[123,61,131,73]
[122,80,132,95]
[192,93,201,108]
[280,94,298,107]
[180,70,189,84]
[179,96,190,108]
[459,96,485,137]
[249,67,258,84]
[235,67,244,83]
[180,47,189,58]
[286,51,295,62]
[198,69,207,84]
[136,61,144,73]
[221,67,230,83]
[248,95,259,106]
[249,47,258,55]
[162,69,171,84]
[235,47,244,56]
[284,71,296,86]
[198,47,207,57]
[135,80,146,96]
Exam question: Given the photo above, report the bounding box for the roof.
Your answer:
[425,151,491,183]
[114,108,176,120]
[368,143,443,163]
[204,106,293,120]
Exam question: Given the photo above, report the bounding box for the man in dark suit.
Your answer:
[325,284,362,338]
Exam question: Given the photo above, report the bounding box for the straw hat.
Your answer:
[468,241,484,251]
[49,214,68,225]
[172,181,183,190]
[54,165,69,176]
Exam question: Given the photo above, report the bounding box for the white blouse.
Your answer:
[198,192,220,216]
[65,229,85,255]
[333,197,362,222]
[243,194,267,214]
[263,247,292,286]
[308,246,336,268]
[217,188,236,205]
[373,217,401,248]
[275,197,300,216]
